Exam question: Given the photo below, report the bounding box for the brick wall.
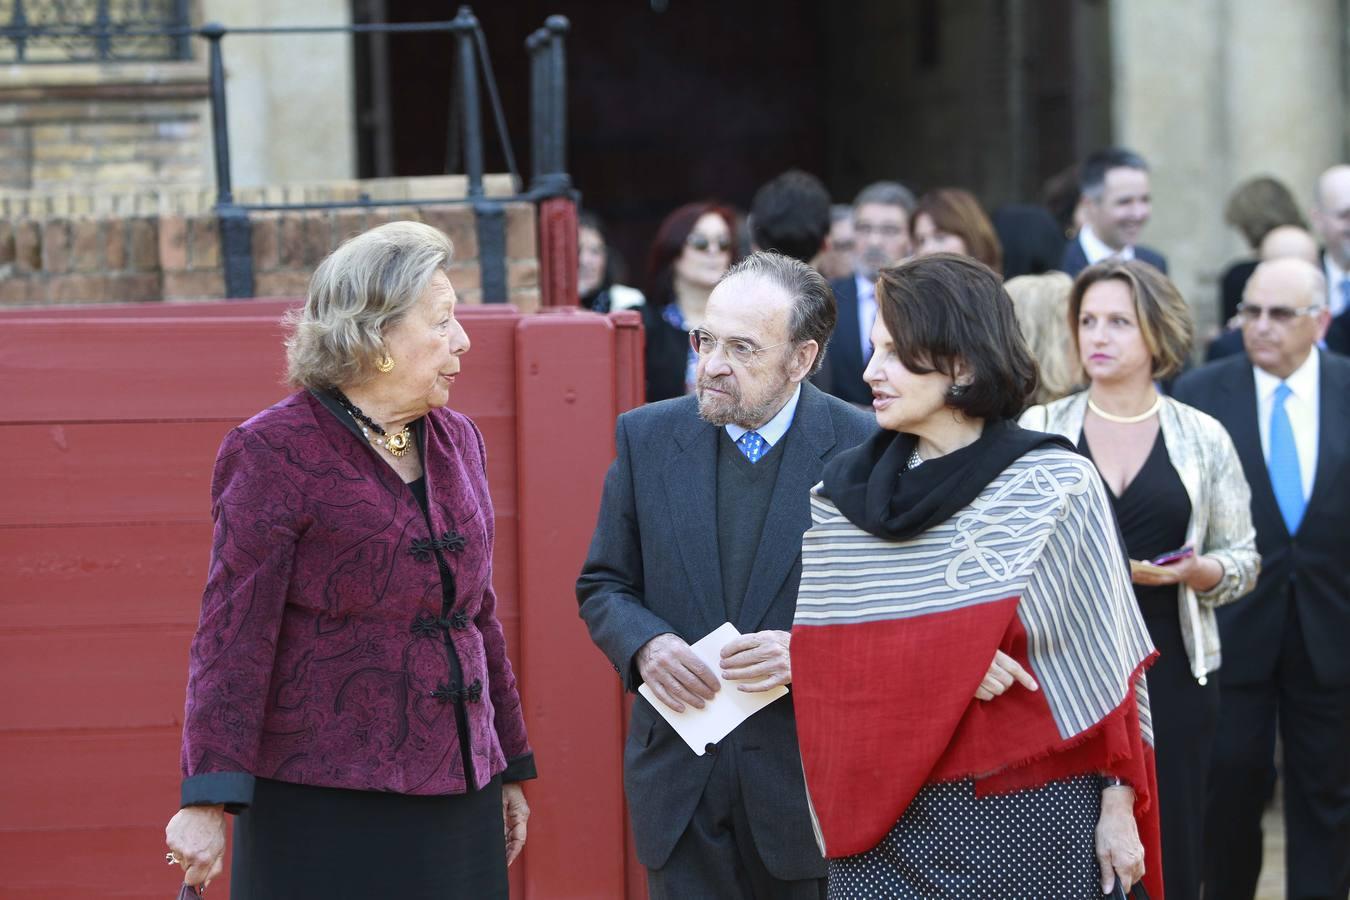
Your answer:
[0,198,539,310]
[0,62,211,192]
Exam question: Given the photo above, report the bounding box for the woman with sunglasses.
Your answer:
[641,202,741,401]
[1020,259,1259,900]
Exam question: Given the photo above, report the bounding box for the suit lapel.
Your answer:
[737,384,837,633]
[1306,356,1349,522]
[663,412,725,633]
[833,278,863,387]
[1225,362,1286,538]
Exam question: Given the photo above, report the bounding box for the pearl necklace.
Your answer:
[1087,393,1162,424]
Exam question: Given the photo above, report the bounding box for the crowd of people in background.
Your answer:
[575,153,1350,900]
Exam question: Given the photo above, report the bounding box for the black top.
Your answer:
[1080,430,1191,617]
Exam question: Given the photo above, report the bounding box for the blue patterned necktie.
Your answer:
[1267,383,1305,534]
[737,431,766,463]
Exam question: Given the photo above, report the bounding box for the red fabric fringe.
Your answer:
[792,596,1163,899]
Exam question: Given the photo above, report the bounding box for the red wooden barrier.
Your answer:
[0,301,644,898]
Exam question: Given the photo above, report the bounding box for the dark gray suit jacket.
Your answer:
[1172,352,1350,686]
[576,382,875,877]
[815,275,874,407]
[1060,235,1168,277]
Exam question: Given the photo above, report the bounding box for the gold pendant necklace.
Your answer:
[334,390,414,458]
[1087,393,1162,424]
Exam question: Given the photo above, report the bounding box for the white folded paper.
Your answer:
[637,622,789,756]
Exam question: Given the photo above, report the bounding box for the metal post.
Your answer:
[452,6,485,200]
[202,23,234,206]
[527,29,546,187]
[94,0,111,60]
[202,23,254,299]
[545,15,569,184]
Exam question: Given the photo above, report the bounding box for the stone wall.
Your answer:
[1111,0,1349,332]
[0,176,538,309]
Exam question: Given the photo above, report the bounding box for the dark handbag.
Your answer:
[1109,882,1150,900]
[176,885,202,900]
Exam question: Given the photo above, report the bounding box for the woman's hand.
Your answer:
[1131,553,1223,591]
[502,784,530,867]
[973,650,1039,701]
[165,804,227,889]
[1095,785,1144,895]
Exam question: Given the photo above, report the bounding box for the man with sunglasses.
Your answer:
[1173,257,1350,900]
[578,252,874,898]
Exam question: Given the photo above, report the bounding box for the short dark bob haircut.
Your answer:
[875,253,1038,420]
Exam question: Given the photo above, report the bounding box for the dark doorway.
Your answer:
[353,1,1109,294]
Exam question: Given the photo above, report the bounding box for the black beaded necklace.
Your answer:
[333,390,413,458]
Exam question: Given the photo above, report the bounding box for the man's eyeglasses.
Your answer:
[689,328,789,367]
[685,233,732,253]
[1236,302,1323,324]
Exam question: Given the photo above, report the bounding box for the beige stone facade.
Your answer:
[1112,0,1348,331]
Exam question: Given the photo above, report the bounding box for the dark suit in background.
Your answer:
[814,276,873,406]
[577,383,874,897]
[1059,236,1169,277]
[1173,352,1350,900]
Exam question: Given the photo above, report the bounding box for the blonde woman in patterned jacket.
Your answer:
[1020,258,1259,900]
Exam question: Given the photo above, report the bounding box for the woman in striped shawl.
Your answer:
[791,254,1162,899]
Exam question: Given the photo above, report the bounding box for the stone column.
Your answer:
[1111,0,1346,333]
[201,0,356,188]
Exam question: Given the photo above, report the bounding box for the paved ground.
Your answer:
[1255,797,1287,900]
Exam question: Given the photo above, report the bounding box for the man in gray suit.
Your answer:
[577,251,875,898]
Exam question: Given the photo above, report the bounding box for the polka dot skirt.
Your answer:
[827,775,1102,899]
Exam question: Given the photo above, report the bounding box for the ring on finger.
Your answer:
[166,852,182,865]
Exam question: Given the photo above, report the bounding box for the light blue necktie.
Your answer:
[737,431,766,464]
[1268,383,1305,534]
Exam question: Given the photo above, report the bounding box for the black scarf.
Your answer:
[821,418,1075,541]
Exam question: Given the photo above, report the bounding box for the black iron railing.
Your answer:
[0,0,192,63]
[2,5,572,300]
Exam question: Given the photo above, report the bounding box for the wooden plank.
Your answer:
[0,307,520,424]
[514,315,629,899]
[0,523,211,629]
[0,297,299,319]
[0,826,232,898]
[0,630,191,732]
[0,730,180,830]
[0,318,293,423]
[0,421,227,527]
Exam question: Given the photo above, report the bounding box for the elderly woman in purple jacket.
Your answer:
[164,221,534,898]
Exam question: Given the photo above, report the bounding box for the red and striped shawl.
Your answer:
[792,443,1162,897]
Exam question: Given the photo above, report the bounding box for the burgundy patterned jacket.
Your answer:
[179,390,534,809]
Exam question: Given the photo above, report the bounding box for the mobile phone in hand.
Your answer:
[1149,546,1194,566]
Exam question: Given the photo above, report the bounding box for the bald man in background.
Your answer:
[1174,258,1350,900]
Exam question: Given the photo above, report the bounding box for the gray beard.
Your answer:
[697,379,788,429]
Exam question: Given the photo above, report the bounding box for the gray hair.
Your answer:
[720,250,837,376]
[852,181,917,215]
[830,203,853,224]
[285,221,454,390]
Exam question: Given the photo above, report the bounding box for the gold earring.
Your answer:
[375,353,396,374]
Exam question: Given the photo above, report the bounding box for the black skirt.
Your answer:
[229,776,506,900]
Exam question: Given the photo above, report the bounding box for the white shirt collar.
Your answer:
[1078,223,1136,265]
[726,383,802,447]
[1253,345,1320,403]
[854,272,876,301]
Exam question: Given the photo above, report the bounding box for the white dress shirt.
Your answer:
[855,273,877,363]
[1323,254,1349,317]
[1078,223,1137,266]
[727,383,801,448]
[1254,348,1320,500]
